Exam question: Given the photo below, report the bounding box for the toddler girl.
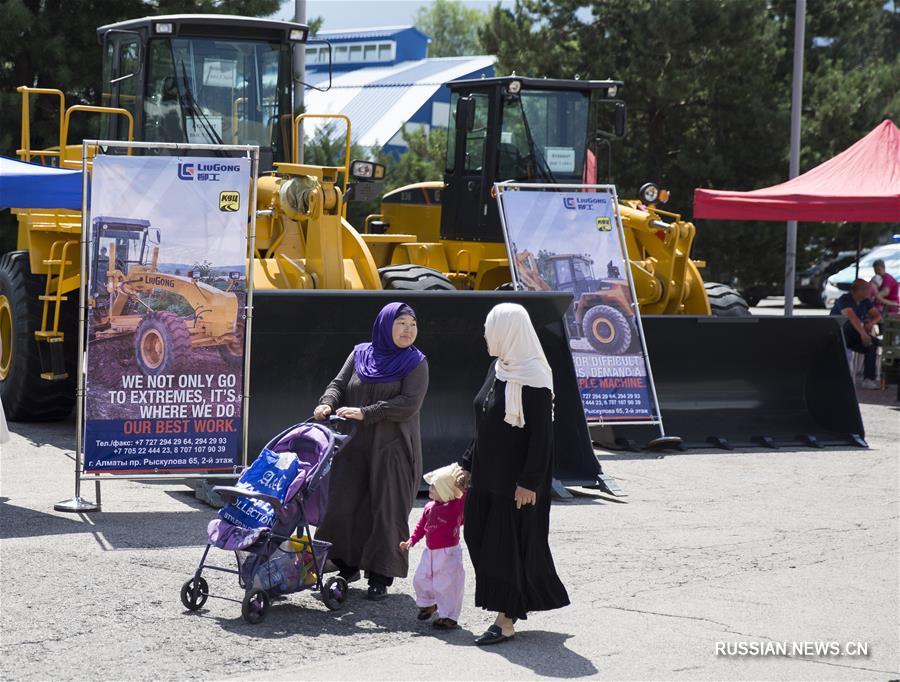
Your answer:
[400,463,466,629]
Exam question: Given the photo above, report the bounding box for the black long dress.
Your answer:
[461,362,570,620]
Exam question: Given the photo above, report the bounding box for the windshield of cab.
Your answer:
[144,37,287,153]
[498,89,589,182]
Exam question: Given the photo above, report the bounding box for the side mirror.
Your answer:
[295,39,332,93]
[614,103,627,138]
[456,96,476,132]
[150,228,161,244]
[350,159,386,181]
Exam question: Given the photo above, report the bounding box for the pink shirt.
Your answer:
[408,495,465,550]
[880,272,899,313]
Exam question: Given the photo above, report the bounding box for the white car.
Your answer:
[822,242,900,309]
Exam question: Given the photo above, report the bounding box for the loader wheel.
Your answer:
[134,311,191,376]
[0,251,77,421]
[378,264,455,291]
[218,319,244,367]
[705,282,751,317]
[583,305,631,354]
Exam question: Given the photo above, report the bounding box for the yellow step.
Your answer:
[38,295,69,301]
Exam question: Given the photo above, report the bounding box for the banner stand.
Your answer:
[495,182,681,459]
[55,140,259,513]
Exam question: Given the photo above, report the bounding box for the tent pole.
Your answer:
[855,223,861,279]
[784,0,806,316]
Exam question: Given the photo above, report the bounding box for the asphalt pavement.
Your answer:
[1,376,898,680]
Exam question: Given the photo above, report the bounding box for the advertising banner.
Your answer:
[497,185,661,424]
[83,155,250,473]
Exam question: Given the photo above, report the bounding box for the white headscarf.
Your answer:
[484,303,554,428]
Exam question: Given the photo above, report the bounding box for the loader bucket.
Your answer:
[591,315,866,450]
[247,290,604,487]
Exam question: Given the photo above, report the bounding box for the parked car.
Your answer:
[822,242,900,309]
[740,249,867,307]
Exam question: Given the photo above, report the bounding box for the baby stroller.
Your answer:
[180,417,355,623]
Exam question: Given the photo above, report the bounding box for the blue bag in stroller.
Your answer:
[180,417,354,623]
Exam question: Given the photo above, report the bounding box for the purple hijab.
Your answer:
[353,302,425,384]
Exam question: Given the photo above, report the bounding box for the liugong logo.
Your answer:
[563,195,607,211]
[177,162,241,182]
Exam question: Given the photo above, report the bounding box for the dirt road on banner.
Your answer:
[1,391,897,680]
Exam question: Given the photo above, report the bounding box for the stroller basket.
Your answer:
[238,538,333,593]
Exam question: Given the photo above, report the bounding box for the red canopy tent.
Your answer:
[694,119,900,222]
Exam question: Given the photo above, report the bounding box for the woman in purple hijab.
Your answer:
[314,302,429,600]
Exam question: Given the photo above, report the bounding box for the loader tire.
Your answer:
[134,311,191,376]
[705,282,751,317]
[218,319,244,367]
[378,264,455,291]
[0,251,77,421]
[583,305,631,354]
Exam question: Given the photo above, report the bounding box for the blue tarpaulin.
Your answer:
[0,156,83,210]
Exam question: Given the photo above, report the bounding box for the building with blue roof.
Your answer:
[303,26,494,154]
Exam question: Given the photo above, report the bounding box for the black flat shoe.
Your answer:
[433,617,460,630]
[474,624,514,646]
[417,605,437,620]
[366,583,388,601]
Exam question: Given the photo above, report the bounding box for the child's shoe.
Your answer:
[433,617,460,629]
[417,605,437,620]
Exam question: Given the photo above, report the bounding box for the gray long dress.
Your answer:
[315,352,428,579]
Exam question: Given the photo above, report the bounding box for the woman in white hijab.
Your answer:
[457,303,569,646]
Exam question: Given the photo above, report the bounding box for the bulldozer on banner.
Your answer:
[515,250,638,355]
[88,216,243,375]
[1,14,864,480]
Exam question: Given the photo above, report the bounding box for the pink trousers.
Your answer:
[413,544,465,621]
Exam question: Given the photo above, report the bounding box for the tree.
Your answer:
[415,0,487,57]
[0,1,279,252]
[376,126,448,192]
[0,1,280,158]
[480,0,899,292]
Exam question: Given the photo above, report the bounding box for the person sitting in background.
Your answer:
[831,279,882,389]
[871,259,899,315]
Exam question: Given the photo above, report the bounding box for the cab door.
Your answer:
[100,32,144,141]
[440,89,494,242]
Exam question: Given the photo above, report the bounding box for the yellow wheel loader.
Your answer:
[0,15,863,462]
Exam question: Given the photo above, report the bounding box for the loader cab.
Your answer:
[97,14,309,171]
[546,255,601,298]
[441,76,625,244]
[90,217,156,295]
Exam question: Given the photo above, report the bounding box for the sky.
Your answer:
[272,0,514,31]
[91,156,249,267]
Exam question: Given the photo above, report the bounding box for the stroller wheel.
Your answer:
[180,577,209,611]
[322,576,349,611]
[241,589,270,624]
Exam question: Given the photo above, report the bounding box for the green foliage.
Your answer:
[480,0,899,292]
[0,0,279,254]
[150,292,194,316]
[0,0,280,159]
[415,0,487,57]
[376,126,448,193]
